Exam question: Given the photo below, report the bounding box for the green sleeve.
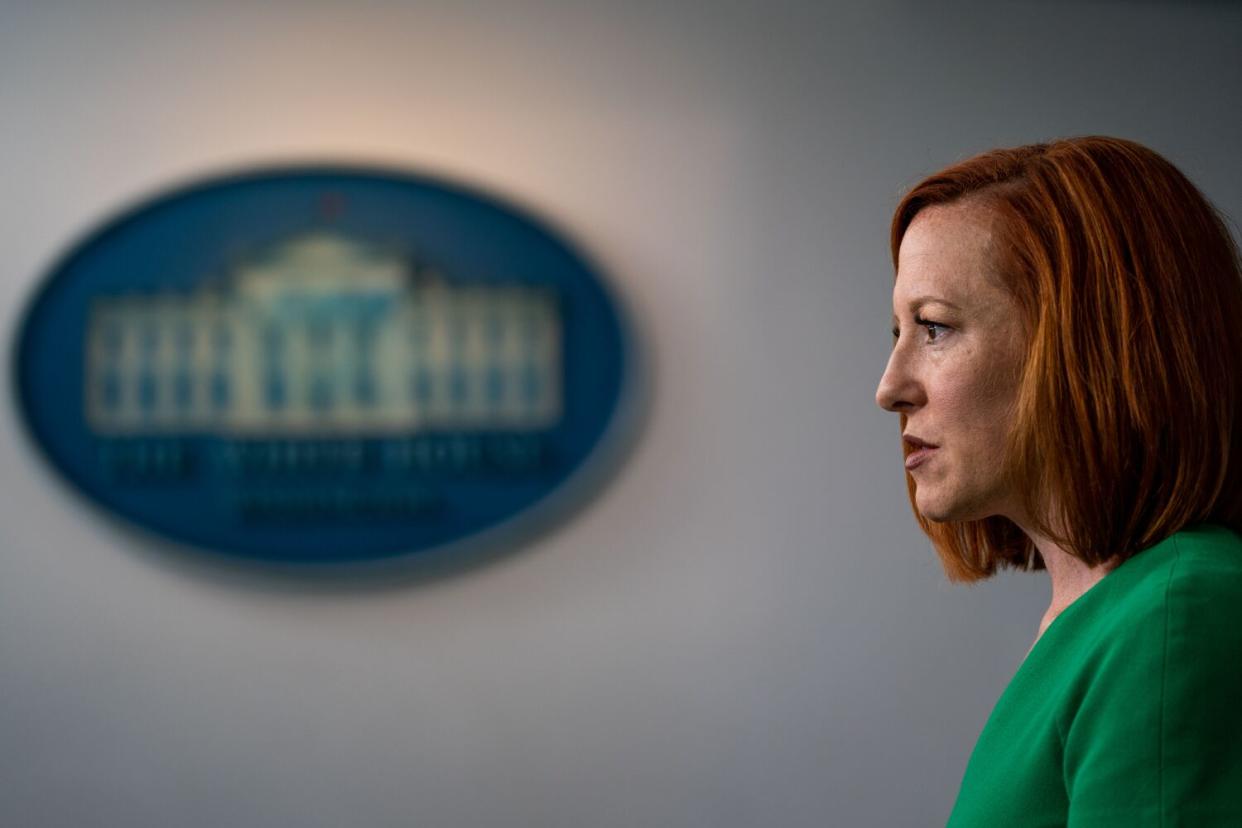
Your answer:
[1063,549,1242,825]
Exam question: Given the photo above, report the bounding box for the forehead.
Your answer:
[894,202,1003,310]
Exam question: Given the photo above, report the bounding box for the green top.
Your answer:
[946,522,1242,827]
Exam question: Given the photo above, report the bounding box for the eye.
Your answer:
[915,315,950,342]
[891,316,951,343]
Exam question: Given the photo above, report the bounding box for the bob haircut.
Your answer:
[890,135,1242,582]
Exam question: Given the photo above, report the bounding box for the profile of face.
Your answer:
[875,201,1027,524]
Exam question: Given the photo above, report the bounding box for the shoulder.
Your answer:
[1059,524,1242,820]
[1154,525,1242,815]
[1156,524,1242,695]
[1096,522,1242,649]
[1164,522,1242,597]
[1055,522,1242,740]
[1079,522,1242,748]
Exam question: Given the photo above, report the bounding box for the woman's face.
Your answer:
[875,201,1027,523]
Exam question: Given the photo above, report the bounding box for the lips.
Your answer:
[905,446,937,470]
[903,435,938,471]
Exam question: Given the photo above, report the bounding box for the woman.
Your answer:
[876,136,1242,825]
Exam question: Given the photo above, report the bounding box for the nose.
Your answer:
[875,341,922,412]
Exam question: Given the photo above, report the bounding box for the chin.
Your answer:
[916,486,981,524]
[914,492,950,522]
[918,504,956,524]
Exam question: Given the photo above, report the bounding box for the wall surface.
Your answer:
[3,1,1241,826]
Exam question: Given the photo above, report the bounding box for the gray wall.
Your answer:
[3,2,1240,825]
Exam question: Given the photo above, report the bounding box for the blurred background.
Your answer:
[2,1,1240,825]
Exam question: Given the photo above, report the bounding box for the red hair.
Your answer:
[890,136,1242,581]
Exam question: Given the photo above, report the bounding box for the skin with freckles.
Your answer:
[876,199,1117,640]
[875,200,1026,525]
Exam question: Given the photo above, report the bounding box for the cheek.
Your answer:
[933,367,1015,441]
[930,368,982,416]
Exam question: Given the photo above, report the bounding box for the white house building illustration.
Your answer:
[85,233,562,434]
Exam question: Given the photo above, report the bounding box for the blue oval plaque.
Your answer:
[14,166,630,564]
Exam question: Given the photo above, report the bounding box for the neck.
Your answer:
[1013,520,1118,643]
